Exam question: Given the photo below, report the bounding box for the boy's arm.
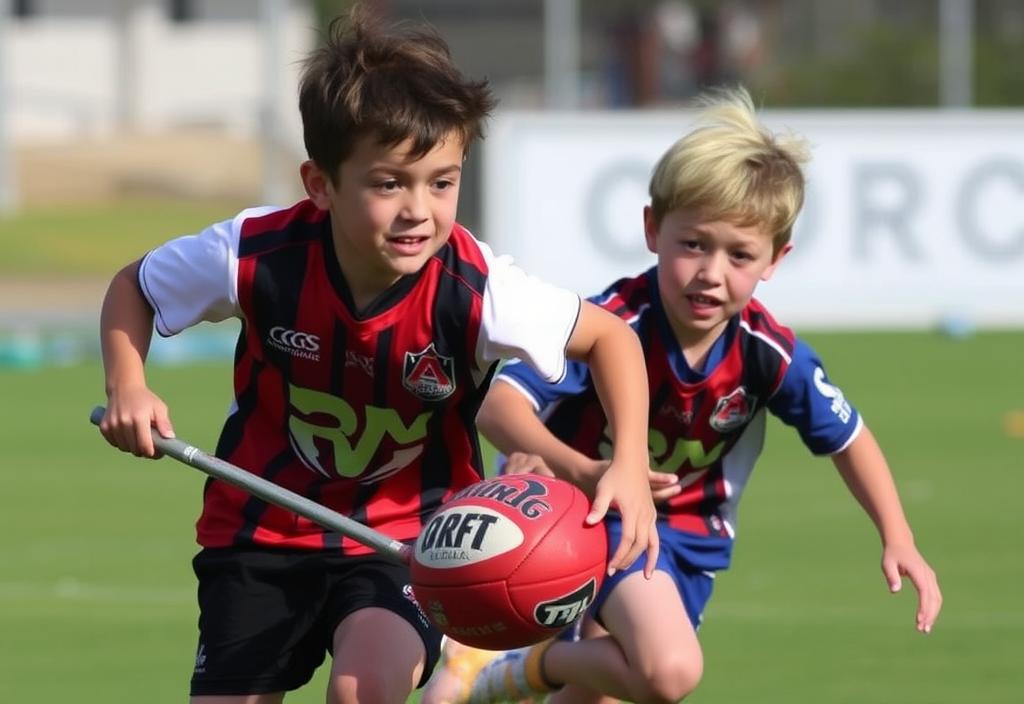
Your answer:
[479,376,656,577]
[470,248,656,573]
[98,214,243,457]
[566,302,656,575]
[98,260,175,458]
[478,381,601,486]
[480,301,656,576]
[831,426,942,633]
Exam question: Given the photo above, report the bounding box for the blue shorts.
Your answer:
[591,517,715,630]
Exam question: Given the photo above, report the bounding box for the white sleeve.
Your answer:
[137,212,250,336]
[475,242,581,383]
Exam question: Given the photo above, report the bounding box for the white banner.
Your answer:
[483,110,1024,329]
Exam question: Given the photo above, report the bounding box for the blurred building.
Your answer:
[4,0,1021,210]
[8,0,1024,142]
[1,0,1022,335]
[381,0,769,109]
[4,0,774,143]
[8,0,313,140]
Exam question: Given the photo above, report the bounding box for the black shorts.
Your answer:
[189,547,442,697]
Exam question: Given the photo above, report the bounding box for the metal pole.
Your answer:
[89,406,412,564]
[114,0,141,131]
[0,0,16,214]
[543,0,580,109]
[260,0,290,205]
[939,0,974,107]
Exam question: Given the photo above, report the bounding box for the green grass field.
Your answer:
[0,200,246,276]
[2,331,1022,702]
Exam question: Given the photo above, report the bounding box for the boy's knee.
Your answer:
[633,653,703,704]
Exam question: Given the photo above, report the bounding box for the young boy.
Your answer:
[428,86,942,704]
[96,8,658,703]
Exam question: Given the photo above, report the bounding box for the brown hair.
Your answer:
[299,5,497,182]
[649,86,809,253]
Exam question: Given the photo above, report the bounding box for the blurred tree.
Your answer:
[761,9,1022,108]
[975,35,1024,105]
[312,0,366,31]
[764,24,940,107]
[305,0,1022,107]
[974,0,1024,105]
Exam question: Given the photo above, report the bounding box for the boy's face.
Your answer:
[301,131,464,305]
[644,206,790,344]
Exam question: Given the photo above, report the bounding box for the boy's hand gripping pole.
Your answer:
[89,406,412,565]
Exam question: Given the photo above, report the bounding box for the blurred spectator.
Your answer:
[604,1,764,107]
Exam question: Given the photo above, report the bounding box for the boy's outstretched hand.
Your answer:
[881,543,942,634]
[587,459,659,578]
[501,451,662,579]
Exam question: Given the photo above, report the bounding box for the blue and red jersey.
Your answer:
[497,267,862,571]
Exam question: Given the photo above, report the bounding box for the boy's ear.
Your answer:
[300,160,332,210]
[643,206,658,254]
[760,242,793,282]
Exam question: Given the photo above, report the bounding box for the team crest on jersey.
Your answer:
[403,343,456,400]
[710,386,757,432]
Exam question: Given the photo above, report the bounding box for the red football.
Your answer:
[410,474,607,650]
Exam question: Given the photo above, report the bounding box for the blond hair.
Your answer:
[649,86,810,252]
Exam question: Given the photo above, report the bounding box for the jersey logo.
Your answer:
[813,367,853,423]
[403,343,456,400]
[603,430,724,473]
[648,430,723,473]
[710,386,757,432]
[288,384,429,482]
[267,325,321,362]
[658,404,693,425]
[345,350,375,377]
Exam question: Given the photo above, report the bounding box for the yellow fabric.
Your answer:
[523,640,557,693]
[446,645,500,699]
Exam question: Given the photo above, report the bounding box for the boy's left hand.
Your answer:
[587,460,659,578]
[881,543,942,634]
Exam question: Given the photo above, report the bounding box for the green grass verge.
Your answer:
[0,199,247,276]
[1,331,1021,702]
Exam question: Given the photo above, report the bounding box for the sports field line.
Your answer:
[0,578,192,605]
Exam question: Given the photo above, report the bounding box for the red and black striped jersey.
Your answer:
[138,199,581,553]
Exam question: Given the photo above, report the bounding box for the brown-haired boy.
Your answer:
[97,8,657,703]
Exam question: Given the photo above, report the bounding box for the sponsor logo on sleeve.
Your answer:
[813,367,852,423]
